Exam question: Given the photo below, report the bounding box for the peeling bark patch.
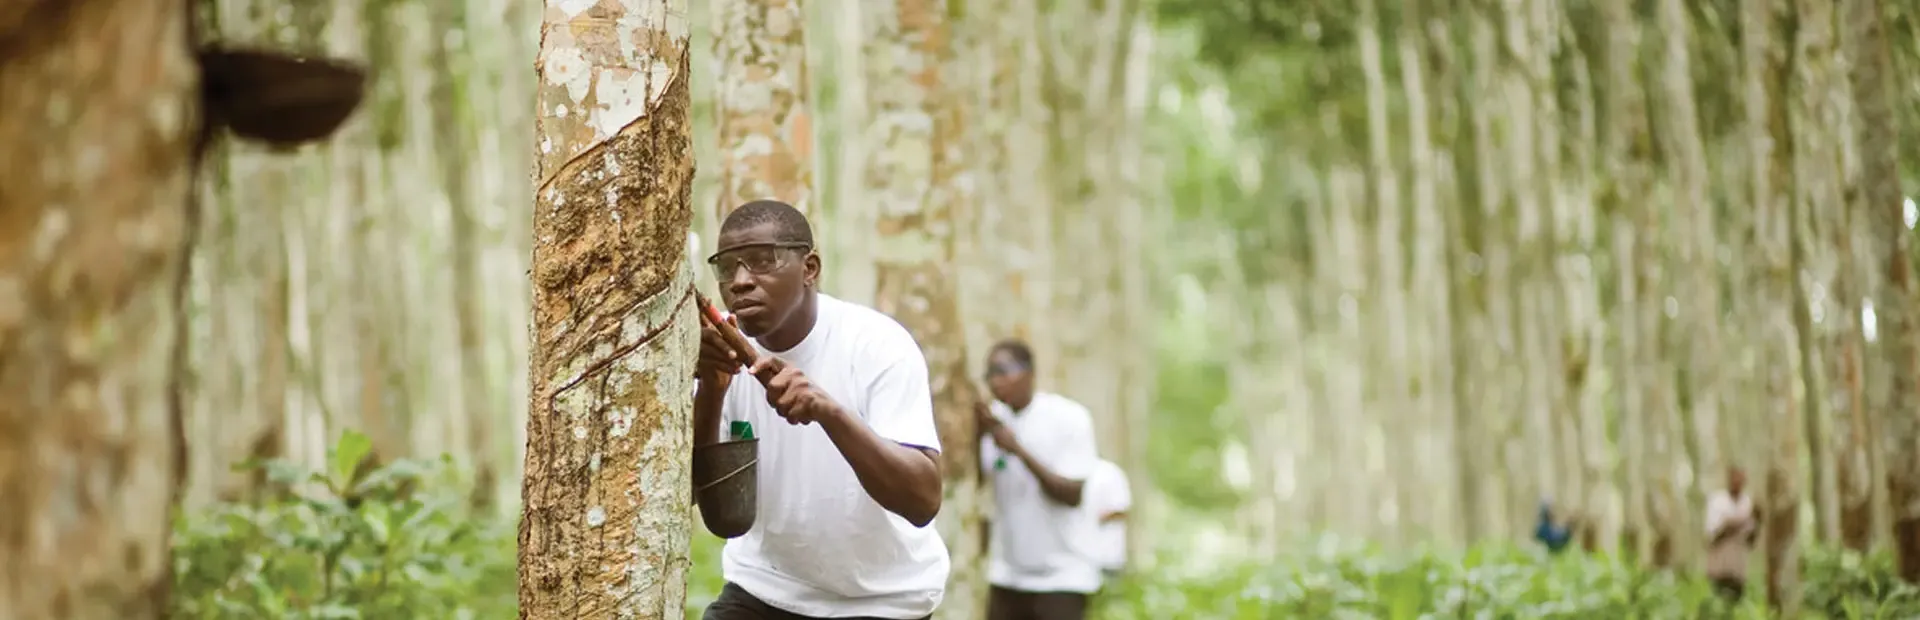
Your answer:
[520,13,694,617]
[534,0,691,181]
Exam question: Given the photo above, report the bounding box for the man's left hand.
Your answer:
[752,358,833,425]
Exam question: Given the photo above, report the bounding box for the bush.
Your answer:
[171,431,517,619]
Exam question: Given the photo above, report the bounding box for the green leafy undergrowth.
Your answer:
[687,526,728,616]
[171,431,516,619]
[169,433,1920,619]
[1094,541,1920,620]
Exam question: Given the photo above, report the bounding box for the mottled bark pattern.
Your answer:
[1595,0,1671,566]
[1358,0,1419,537]
[856,1,982,618]
[1847,0,1919,582]
[519,1,695,617]
[1744,0,1800,608]
[711,0,811,215]
[428,0,500,508]
[1787,0,1841,546]
[1655,0,1720,562]
[1827,11,1873,544]
[1433,7,1494,543]
[1400,0,1471,545]
[0,0,198,617]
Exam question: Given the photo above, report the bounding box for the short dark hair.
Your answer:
[989,339,1034,369]
[720,200,813,247]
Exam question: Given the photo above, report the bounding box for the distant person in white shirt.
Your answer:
[1077,459,1133,583]
[694,200,949,620]
[1704,466,1759,604]
[974,340,1102,620]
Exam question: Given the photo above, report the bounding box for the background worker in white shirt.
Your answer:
[974,340,1103,620]
[1076,459,1133,584]
[694,200,949,620]
[1704,466,1759,605]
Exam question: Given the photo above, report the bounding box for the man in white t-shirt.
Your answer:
[693,200,949,620]
[974,340,1102,620]
[1077,459,1132,583]
[1704,466,1759,604]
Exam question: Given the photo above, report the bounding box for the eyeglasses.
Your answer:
[707,243,811,281]
[984,360,1030,381]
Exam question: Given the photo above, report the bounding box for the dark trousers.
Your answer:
[703,583,931,620]
[1711,576,1745,603]
[986,585,1089,620]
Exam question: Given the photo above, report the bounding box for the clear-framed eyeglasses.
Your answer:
[706,243,811,281]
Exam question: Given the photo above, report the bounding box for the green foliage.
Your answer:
[1146,317,1240,510]
[686,528,730,616]
[169,435,1920,619]
[1798,546,1920,619]
[1095,540,1920,620]
[171,431,517,619]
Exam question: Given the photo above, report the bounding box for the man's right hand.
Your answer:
[972,400,996,436]
[696,315,745,386]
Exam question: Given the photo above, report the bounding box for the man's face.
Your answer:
[708,222,818,337]
[1728,468,1747,494]
[984,349,1034,407]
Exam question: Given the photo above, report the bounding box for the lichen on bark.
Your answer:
[519,0,696,617]
[0,0,198,617]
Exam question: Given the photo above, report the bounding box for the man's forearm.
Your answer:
[690,381,725,509]
[693,382,726,448]
[820,404,943,527]
[1007,443,1085,507]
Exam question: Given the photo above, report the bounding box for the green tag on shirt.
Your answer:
[730,421,754,441]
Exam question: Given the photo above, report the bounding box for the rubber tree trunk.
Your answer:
[0,1,197,617]
[1743,0,1802,608]
[516,0,697,616]
[1846,0,1920,583]
[711,0,812,215]
[1655,0,1721,566]
[853,1,986,617]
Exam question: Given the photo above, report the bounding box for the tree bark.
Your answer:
[712,0,812,215]
[1398,0,1457,543]
[1847,0,1919,583]
[1744,0,1802,608]
[1439,2,1496,542]
[1654,0,1719,565]
[0,1,197,617]
[1835,0,1888,555]
[517,1,696,617]
[1596,0,1666,565]
[1787,0,1842,546]
[428,0,498,509]
[1358,0,1418,540]
[855,1,985,618]
[183,0,306,508]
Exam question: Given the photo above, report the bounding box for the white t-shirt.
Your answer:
[716,294,950,618]
[1076,460,1132,574]
[1705,490,1755,537]
[980,392,1102,594]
